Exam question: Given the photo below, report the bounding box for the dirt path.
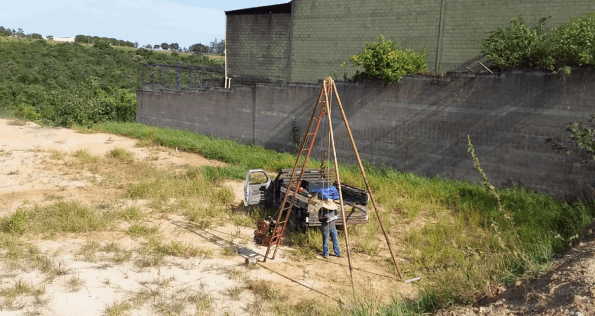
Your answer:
[0,119,412,315]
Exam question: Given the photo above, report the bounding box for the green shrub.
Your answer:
[349,35,428,84]
[481,12,595,71]
[552,12,595,66]
[481,16,554,70]
[566,114,595,163]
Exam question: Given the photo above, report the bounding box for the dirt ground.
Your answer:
[0,119,414,315]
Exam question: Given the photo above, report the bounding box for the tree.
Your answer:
[17,28,24,37]
[144,44,152,49]
[161,43,169,50]
[189,43,209,54]
[93,39,113,50]
[153,44,160,50]
[169,43,179,51]
[46,35,54,41]
[31,33,42,40]
[134,41,138,48]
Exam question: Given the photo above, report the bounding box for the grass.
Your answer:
[92,121,595,312]
[106,148,135,164]
[134,238,212,269]
[126,224,158,238]
[0,279,46,311]
[105,300,132,316]
[245,279,281,301]
[0,201,109,235]
[224,286,243,300]
[73,149,99,163]
[65,276,84,292]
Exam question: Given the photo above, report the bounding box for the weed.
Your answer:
[136,127,160,147]
[73,149,99,163]
[287,229,321,261]
[154,294,187,316]
[0,201,108,235]
[224,286,243,300]
[105,300,132,316]
[65,276,84,292]
[185,207,214,229]
[0,279,46,311]
[187,292,213,313]
[4,210,28,235]
[245,279,281,301]
[224,268,246,281]
[111,206,144,222]
[221,245,238,258]
[269,299,341,316]
[77,241,101,262]
[106,148,134,164]
[231,213,254,228]
[48,150,65,160]
[126,224,159,238]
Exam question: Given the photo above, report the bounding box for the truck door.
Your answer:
[244,169,272,206]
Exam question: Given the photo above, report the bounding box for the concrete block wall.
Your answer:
[137,70,595,199]
[287,0,595,82]
[226,13,292,85]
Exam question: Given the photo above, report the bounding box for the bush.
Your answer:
[482,12,595,71]
[349,35,428,84]
[552,12,595,66]
[481,16,554,70]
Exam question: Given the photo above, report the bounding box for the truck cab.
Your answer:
[244,168,369,229]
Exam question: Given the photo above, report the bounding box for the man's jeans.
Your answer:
[322,221,341,257]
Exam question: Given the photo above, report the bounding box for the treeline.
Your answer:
[140,40,225,55]
[75,35,135,48]
[0,37,222,127]
[0,26,43,40]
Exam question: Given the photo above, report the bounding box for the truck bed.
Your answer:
[277,169,369,226]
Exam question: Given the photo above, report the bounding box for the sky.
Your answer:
[2,0,287,49]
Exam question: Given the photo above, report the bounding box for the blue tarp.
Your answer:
[311,186,340,200]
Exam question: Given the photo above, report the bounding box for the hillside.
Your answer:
[0,37,222,127]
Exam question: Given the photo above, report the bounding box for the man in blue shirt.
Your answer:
[318,199,342,259]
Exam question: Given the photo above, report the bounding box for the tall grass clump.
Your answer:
[0,202,108,234]
[125,166,235,209]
